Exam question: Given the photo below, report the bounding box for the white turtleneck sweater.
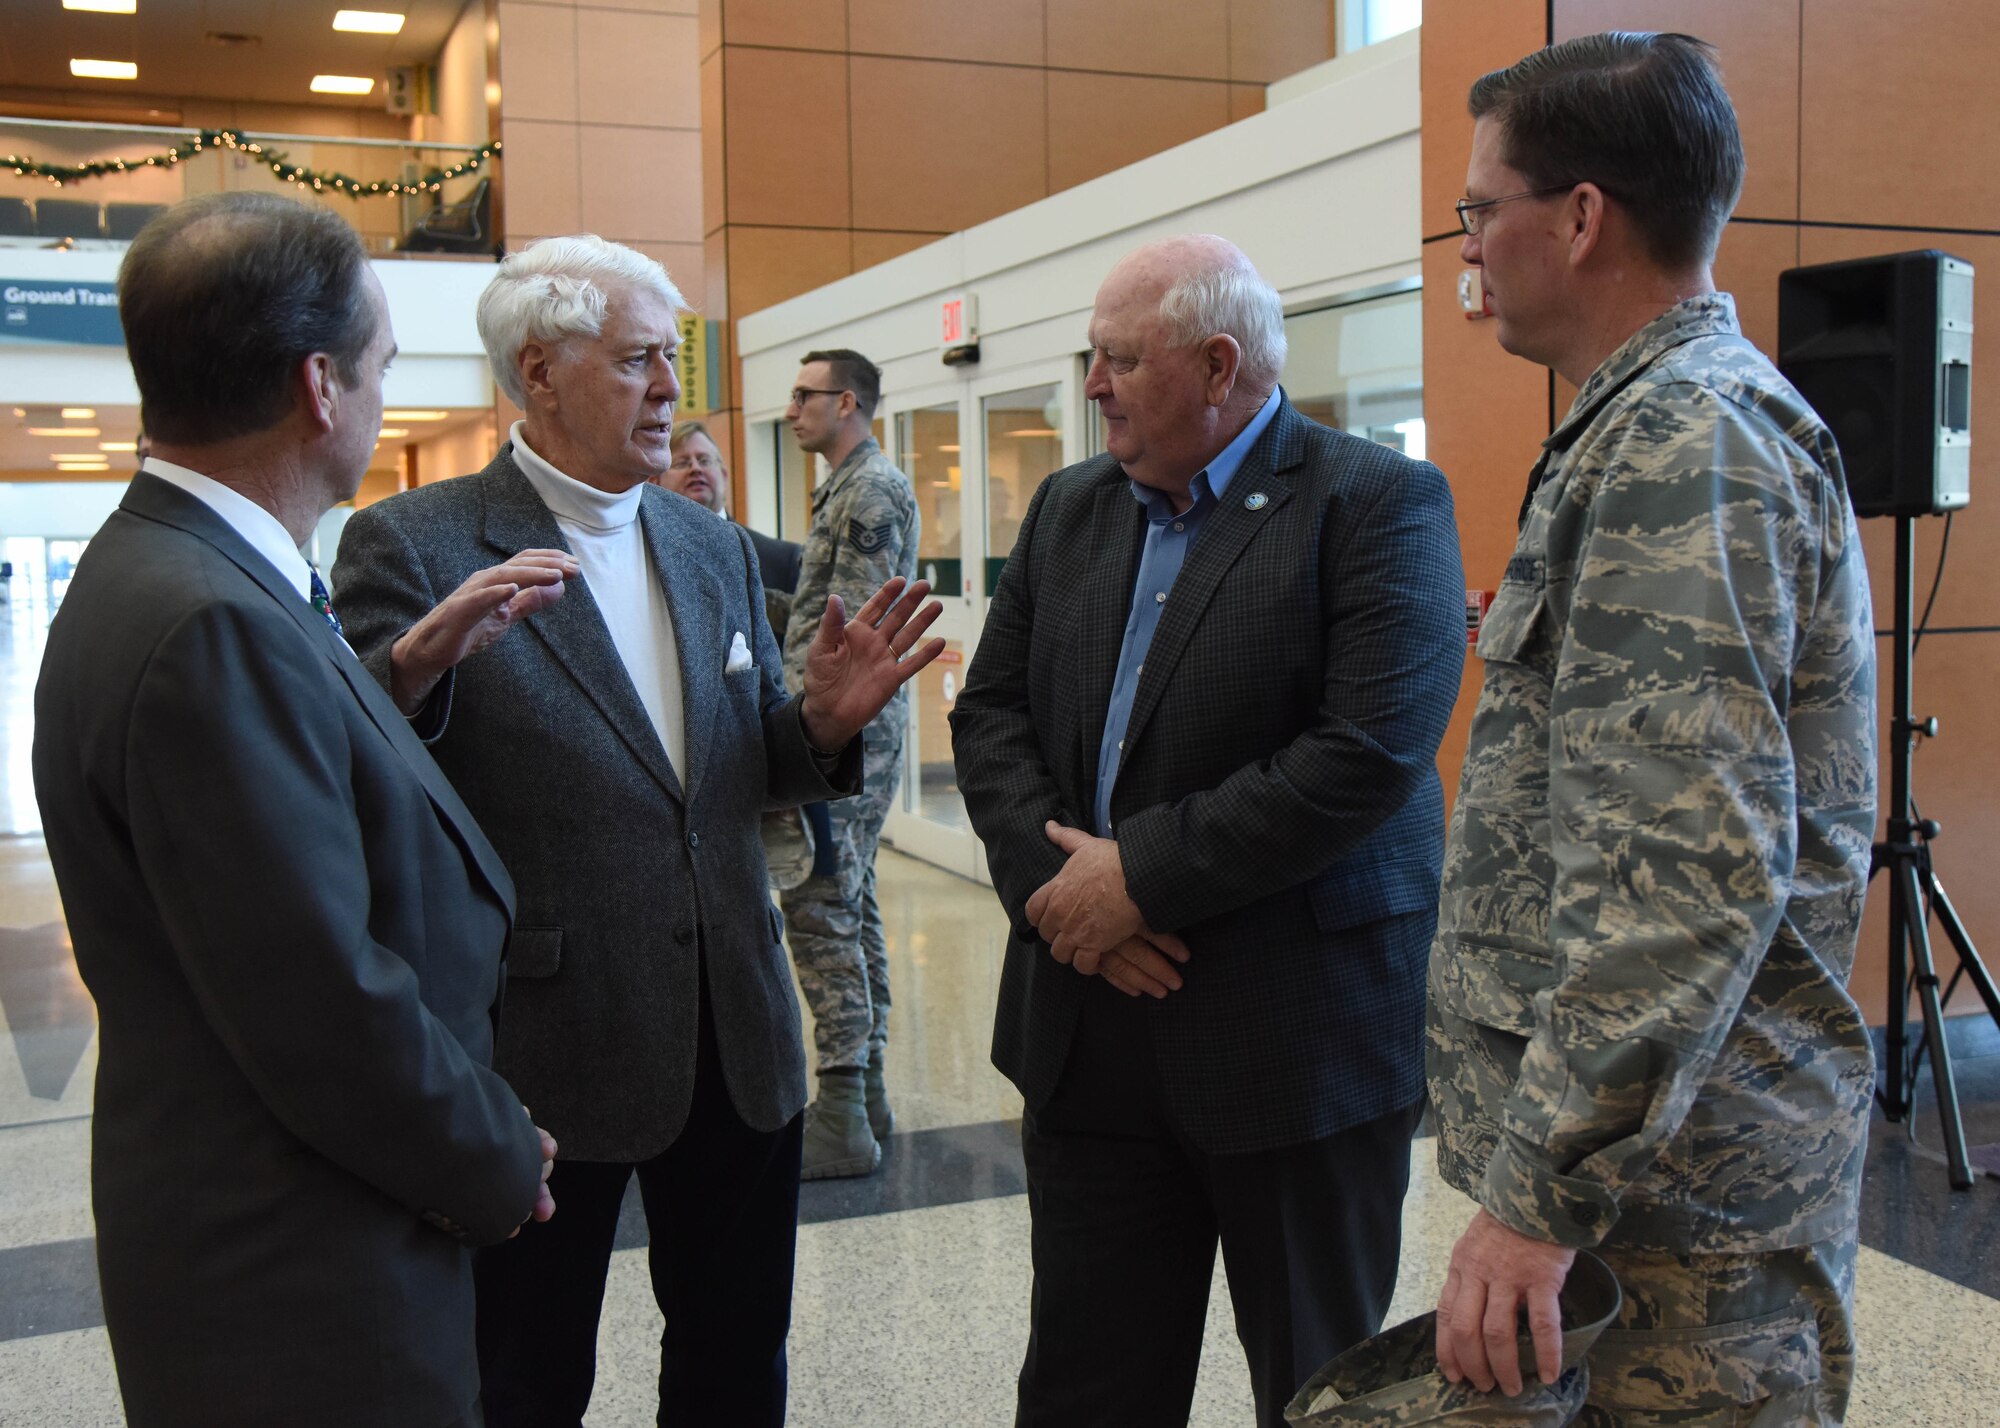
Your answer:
[510,422,687,785]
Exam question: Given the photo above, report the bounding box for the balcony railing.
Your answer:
[0,116,499,258]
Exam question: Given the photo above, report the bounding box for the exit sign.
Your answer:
[941,292,977,347]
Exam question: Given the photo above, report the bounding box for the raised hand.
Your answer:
[798,576,945,751]
[389,549,577,714]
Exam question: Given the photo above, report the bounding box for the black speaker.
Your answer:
[1777,249,1973,518]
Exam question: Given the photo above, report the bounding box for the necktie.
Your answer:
[309,566,345,638]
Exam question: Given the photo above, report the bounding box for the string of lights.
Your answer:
[0,129,500,199]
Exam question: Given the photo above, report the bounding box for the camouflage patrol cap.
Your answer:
[1285,1252,1621,1427]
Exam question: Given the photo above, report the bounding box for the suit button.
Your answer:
[674,926,694,945]
[1571,1203,1601,1228]
[687,831,701,849]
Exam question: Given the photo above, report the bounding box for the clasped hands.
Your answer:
[1024,821,1189,999]
[389,548,945,739]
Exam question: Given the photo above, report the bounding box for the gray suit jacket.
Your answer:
[33,473,543,1427]
[951,396,1466,1155]
[335,447,859,1160]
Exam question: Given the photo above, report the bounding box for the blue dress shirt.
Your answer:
[1093,389,1282,836]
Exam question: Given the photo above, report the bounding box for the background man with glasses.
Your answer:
[782,348,920,1178]
[658,418,802,595]
[1428,32,1876,1424]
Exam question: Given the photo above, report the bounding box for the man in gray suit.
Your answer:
[952,236,1465,1427]
[33,192,553,1428]
[335,234,941,1428]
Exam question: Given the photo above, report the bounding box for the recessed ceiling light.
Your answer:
[70,59,139,81]
[61,407,97,419]
[64,0,139,13]
[310,74,375,95]
[99,441,139,452]
[376,428,410,439]
[28,426,101,437]
[382,409,449,421]
[51,453,106,462]
[57,462,112,472]
[332,10,405,34]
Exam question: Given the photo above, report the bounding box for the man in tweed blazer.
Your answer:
[335,237,940,1428]
[951,236,1465,1427]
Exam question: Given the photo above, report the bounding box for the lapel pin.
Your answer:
[1244,492,1268,511]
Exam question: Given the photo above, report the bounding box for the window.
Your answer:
[982,384,1063,595]
[1342,0,1420,52]
[1283,288,1424,459]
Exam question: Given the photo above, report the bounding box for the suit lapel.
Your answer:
[639,496,725,805]
[1073,473,1146,809]
[1117,398,1303,758]
[120,474,517,913]
[478,454,684,804]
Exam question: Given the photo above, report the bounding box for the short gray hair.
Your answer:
[477,234,689,406]
[1157,261,1287,393]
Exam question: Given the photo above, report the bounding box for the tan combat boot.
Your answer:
[801,1067,880,1180]
[864,1043,893,1143]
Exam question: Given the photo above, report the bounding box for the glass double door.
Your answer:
[881,362,1080,882]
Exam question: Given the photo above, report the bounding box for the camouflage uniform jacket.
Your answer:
[782,436,920,741]
[1427,293,1878,1255]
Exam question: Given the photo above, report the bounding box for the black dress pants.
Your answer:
[1016,980,1424,1428]
[473,966,805,1428]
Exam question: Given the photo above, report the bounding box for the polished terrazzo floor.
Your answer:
[1,598,1998,1425]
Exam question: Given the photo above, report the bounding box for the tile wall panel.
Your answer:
[722,47,851,229]
[1045,0,1231,81]
[1046,71,1231,194]
[849,57,1047,235]
[849,0,1046,67]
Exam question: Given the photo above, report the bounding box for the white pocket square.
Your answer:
[724,631,754,673]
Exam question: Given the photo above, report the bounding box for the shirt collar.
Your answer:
[811,435,883,512]
[141,457,313,603]
[1548,293,1741,450]
[1129,386,1282,518]
[511,420,645,533]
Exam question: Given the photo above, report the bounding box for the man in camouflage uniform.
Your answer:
[1428,33,1877,1426]
[781,348,920,1177]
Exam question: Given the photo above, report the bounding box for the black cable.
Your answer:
[1912,511,1953,655]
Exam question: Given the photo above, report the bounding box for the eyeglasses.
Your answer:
[669,450,722,471]
[1455,184,1581,236]
[788,387,847,408]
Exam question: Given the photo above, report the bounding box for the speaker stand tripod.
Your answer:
[1871,516,2000,1189]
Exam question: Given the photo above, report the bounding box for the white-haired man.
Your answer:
[333,234,942,1428]
[951,235,1466,1426]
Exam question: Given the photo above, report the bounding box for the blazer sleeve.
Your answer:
[949,475,1077,927]
[124,599,544,1244]
[734,522,862,806]
[1116,457,1466,932]
[332,504,457,740]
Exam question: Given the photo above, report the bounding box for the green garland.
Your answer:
[1,128,500,200]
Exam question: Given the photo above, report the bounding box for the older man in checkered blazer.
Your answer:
[951,235,1466,1428]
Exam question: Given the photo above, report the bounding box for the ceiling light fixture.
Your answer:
[382,409,449,421]
[64,0,139,13]
[28,426,101,437]
[332,10,406,34]
[70,59,139,81]
[310,74,375,95]
[57,463,112,472]
[61,407,97,419]
[99,441,139,452]
[376,428,410,439]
